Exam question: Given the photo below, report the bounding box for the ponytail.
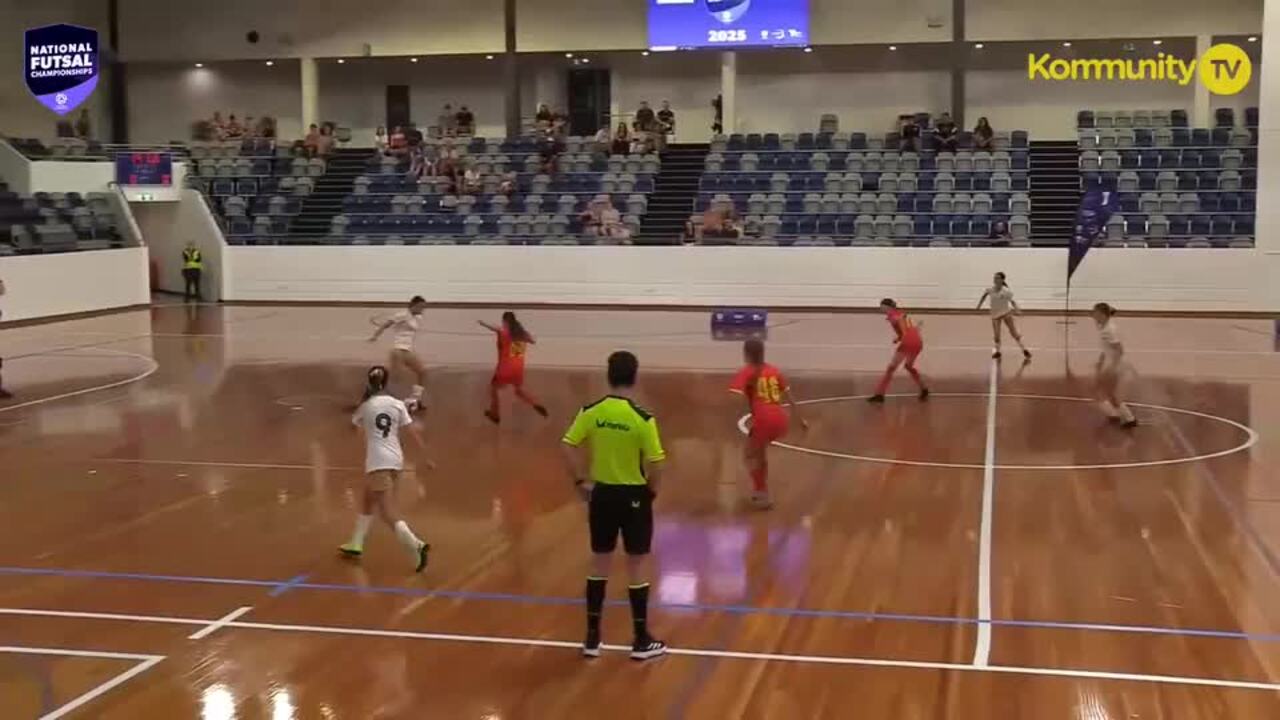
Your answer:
[362,365,389,402]
[502,311,532,343]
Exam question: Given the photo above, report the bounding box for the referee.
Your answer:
[561,350,667,660]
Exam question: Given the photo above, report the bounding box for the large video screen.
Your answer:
[648,0,810,51]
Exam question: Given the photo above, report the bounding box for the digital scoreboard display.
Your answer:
[648,0,809,51]
[115,151,172,186]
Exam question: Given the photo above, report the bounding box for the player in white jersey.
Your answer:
[976,271,1031,360]
[369,295,429,411]
[1091,302,1137,429]
[0,277,9,399]
[339,366,431,571]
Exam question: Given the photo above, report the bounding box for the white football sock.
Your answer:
[394,520,423,553]
[349,514,373,548]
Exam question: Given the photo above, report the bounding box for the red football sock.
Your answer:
[750,459,768,493]
[906,366,924,388]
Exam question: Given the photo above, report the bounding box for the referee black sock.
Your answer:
[628,582,651,640]
[586,576,607,636]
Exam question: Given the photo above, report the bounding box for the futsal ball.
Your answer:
[707,0,751,24]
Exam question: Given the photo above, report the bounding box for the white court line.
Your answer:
[3,606,1280,692]
[0,645,165,720]
[94,457,413,474]
[738,393,1259,471]
[972,361,999,667]
[187,605,254,640]
[0,349,159,415]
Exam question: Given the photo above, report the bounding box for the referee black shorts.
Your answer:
[588,484,654,555]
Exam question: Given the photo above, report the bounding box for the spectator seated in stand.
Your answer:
[224,114,245,139]
[314,126,335,158]
[611,123,631,156]
[437,104,457,138]
[300,124,321,157]
[657,100,676,138]
[899,116,921,152]
[973,117,995,151]
[374,126,388,155]
[934,112,958,152]
[388,126,408,157]
[989,219,1012,246]
[535,104,554,128]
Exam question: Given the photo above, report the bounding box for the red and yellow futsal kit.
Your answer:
[492,327,528,387]
[874,308,927,395]
[730,363,791,447]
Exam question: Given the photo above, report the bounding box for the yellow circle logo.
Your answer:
[1199,43,1252,95]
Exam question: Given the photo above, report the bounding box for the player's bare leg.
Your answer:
[991,319,1004,359]
[1004,316,1031,359]
[743,442,771,509]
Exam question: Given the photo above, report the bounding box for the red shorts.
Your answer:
[748,410,789,448]
[492,366,525,387]
[895,342,923,362]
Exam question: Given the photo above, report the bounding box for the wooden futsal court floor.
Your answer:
[1,303,1279,719]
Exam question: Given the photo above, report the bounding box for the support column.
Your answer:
[107,0,127,142]
[503,0,521,137]
[720,51,737,134]
[300,57,318,132]
[951,0,966,126]
[1192,34,1213,129]
[1256,1,1280,311]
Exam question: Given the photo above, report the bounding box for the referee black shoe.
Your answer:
[630,636,667,661]
[582,631,601,658]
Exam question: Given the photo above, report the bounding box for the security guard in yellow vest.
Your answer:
[182,243,203,302]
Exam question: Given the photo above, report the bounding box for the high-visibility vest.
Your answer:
[183,248,203,270]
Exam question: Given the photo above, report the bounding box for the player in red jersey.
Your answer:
[730,339,805,509]
[868,298,930,403]
[480,312,548,424]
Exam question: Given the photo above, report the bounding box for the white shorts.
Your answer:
[991,310,1014,321]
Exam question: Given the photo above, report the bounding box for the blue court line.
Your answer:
[2,564,1279,644]
[268,574,310,598]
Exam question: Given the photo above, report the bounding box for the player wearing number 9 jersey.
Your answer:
[729,339,805,509]
[339,366,431,572]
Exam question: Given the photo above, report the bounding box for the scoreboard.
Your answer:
[115,151,173,186]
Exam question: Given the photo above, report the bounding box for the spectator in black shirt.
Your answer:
[935,112,958,152]
[634,101,656,132]
[711,95,723,134]
[535,104,553,127]
[455,106,475,136]
[899,116,920,152]
[989,220,1012,246]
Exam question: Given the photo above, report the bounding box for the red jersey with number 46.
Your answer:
[887,309,923,349]
[494,327,528,380]
[730,363,789,421]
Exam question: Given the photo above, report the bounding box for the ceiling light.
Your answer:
[336,58,345,64]
[410,57,418,63]
[1248,36,1258,43]
[1062,41,1072,47]
[888,45,897,51]
[1152,39,1163,46]
[194,62,204,68]
[485,54,494,60]
[974,43,984,49]
[803,47,813,53]
[641,51,650,56]
[264,60,274,66]
[581,57,590,63]
[565,53,574,58]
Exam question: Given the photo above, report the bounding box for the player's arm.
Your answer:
[641,417,667,498]
[561,410,592,498]
[976,290,989,309]
[369,316,395,342]
[477,320,499,333]
[1009,296,1021,313]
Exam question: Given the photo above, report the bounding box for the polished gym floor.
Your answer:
[1,303,1278,719]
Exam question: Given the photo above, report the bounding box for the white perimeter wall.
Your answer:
[0,247,150,322]
[221,246,1277,313]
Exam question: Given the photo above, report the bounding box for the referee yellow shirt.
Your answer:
[562,396,666,486]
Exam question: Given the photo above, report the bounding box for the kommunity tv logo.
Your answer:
[1028,43,1252,95]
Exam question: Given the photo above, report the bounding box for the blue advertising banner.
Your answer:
[1067,186,1118,280]
[25,24,100,115]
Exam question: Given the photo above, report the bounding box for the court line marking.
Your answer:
[186,605,253,640]
[0,645,166,720]
[269,574,310,598]
[972,361,998,667]
[737,393,1259,471]
[0,348,159,416]
[4,565,1280,644]
[3,607,1279,692]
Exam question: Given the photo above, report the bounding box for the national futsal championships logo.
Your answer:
[708,0,752,24]
[24,23,100,115]
[1028,42,1252,95]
